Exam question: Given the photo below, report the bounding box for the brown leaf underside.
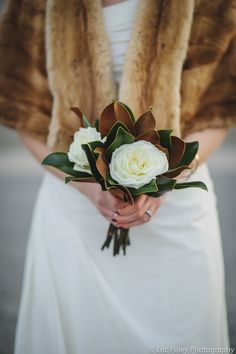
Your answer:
[168,136,186,168]
[70,107,85,128]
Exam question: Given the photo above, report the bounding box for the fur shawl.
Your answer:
[0,0,236,152]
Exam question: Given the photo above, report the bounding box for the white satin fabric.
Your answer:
[14,163,229,353]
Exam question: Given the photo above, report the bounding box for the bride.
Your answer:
[0,0,235,353]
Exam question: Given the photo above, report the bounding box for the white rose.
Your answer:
[68,127,103,173]
[109,140,169,189]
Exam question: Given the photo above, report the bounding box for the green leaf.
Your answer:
[105,126,135,161]
[163,165,190,178]
[86,140,104,153]
[157,176,173,183]
[174,180,208,191]
[94,118,99,131]
[148,176,176,197]
[82,114,91,127]
[157,176,176,190]
[65,176,96,184]
[158,129,173,151]
[128,179,158,196]
[41,152,89,177]
[104,121,131,149]
[81,144,103,182]
[177,141,199,167]
[105,171,119,186]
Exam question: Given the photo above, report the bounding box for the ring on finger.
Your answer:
[112,211,118,222]
[144,208,152,218]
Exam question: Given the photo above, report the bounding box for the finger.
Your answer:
[118,198,163,228]
[119,212,152,228]
[116,194,149,216]
[116,194,165,224]
[98,205,118,224]
[115,197,152,224]
[106,192,128,211]
[118,209,152,228]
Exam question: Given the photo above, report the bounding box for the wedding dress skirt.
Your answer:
[14,163,230,354]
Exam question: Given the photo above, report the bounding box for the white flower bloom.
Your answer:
[109,140,169,189]
[68,127,103,173]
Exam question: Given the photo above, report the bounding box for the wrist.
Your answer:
[176,153,200,181]
[188,152,200,174]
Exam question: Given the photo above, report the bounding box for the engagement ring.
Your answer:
[145,208,152,218]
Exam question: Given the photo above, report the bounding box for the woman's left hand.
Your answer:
[113,194,166,229]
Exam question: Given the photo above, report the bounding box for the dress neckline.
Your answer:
[102,0,131,10]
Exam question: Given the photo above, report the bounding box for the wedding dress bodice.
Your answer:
[102,0,139,83]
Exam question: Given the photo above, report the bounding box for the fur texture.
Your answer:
[0,0,235,151]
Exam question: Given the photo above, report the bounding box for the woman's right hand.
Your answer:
[74,182,127,223]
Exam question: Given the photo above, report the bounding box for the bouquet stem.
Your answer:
[101,224,130,256]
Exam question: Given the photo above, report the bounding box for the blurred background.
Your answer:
[0,1,235,354]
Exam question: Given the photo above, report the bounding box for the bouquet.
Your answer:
[42,101,207,256]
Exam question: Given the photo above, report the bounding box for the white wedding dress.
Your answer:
[14,1,230,353]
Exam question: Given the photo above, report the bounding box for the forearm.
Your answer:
[18,132,83,191]
[182,128,228,166]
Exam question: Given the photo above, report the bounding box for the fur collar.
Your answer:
[46,0,195,149]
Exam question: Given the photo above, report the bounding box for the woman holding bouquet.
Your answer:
[0,0,235,353]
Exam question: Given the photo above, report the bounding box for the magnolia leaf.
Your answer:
[70,107,85,128]
[105,126,135,161]
[65,176,96,184]
[148,176,176,197]
[86,140,104,152]
[114,101,136,135]
[41,152,90,177]
[154,143,169,159]
[115,187,134,204]
[94,147,108,178]
[146,190,168,198]
[105,176,134,204]
[109,187,126,201]
[128,179,158,196]
[105,171,118,186]
[135,111,156,136]
[156,176,176,190]
[177,141,199,167]
[94,118,100,131]
[104,121,131,149]
[82,114,92,127]
[81,144,103,182]
[118,101,136,124]
[135,129,160,145]
[100,101,135,138]
[120,187,134,204]
[158,129,173,151]
[174,181,208,191]
[163,165,190,178]
[100,102,117,138]
[168,136,186,168]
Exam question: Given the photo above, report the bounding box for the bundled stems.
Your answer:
[101,224,130,256]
